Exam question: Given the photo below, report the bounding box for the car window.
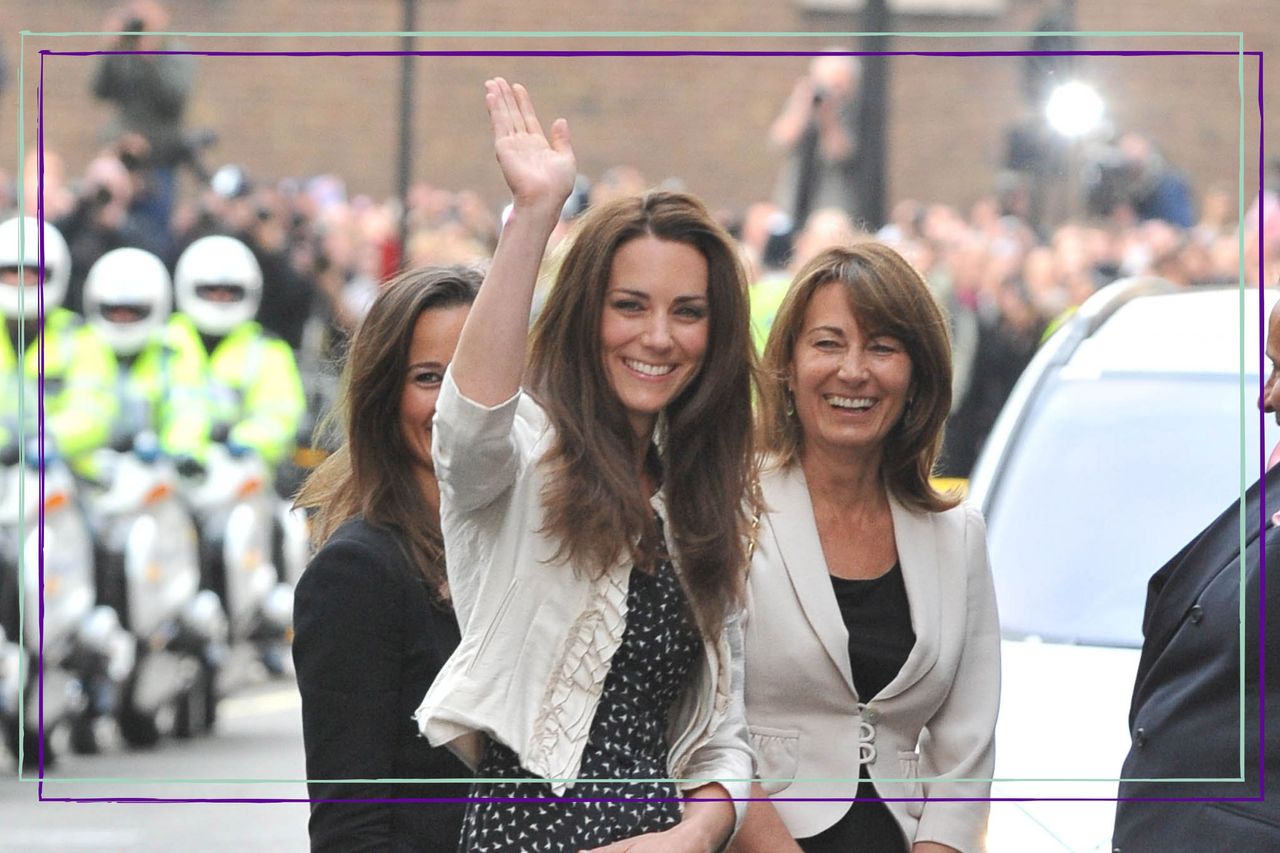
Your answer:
[985,369,1272,648]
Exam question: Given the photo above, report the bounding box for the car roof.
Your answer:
[1064,287,1275,378]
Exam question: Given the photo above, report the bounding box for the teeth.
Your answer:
[625,358,675,377]
[827,395,874,410]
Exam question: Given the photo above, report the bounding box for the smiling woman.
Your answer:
[413,78,758,853]
[291,266,481,852]
[733,243,999,853]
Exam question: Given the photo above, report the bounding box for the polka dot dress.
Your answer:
[458,519,704,852]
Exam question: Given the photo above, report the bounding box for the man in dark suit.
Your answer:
[1112,301,1280,851]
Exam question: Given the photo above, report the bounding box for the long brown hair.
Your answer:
[295,266,482,601]
[758,242,957,513]
[527,191,758,637]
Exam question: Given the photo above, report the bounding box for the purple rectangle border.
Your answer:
[24,43,1266,808]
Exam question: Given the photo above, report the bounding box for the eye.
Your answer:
[674,303,708,320]
[412,369,443,385]
[611,298,644,313]
[869,338,903,355]
[811,337,841,351]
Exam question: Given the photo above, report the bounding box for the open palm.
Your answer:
[486,77,577,210]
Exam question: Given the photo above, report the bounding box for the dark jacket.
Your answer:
[293,516,470,852]
[1112,466,1280,851]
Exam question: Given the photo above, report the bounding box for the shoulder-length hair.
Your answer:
[758,242,957,513]
[295,265,482,601]
[527,191,758,638]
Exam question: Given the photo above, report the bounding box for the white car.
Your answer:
[967,281,1276,851]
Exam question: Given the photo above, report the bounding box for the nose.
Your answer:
[836,349,870,383]
[640,315,674,351]
[1264,371,1278,414]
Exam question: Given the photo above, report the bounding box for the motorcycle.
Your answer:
[178,438,293,687]
[0,434,134,768]
[81,430,228,749]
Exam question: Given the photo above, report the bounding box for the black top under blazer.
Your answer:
[1112,465,1280,851]
[293,516,471,852]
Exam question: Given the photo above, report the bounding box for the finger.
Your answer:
[548,117,573,156]
[484,80,512,138]
[495,77,523,133]
[511,83,544,138]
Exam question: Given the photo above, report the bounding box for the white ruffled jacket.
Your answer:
[413,370,754,829]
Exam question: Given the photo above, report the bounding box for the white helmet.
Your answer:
[0,216,72,319]
[173,235,263,337]
[84,248,173,356]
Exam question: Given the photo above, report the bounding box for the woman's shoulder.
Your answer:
[324,516,403,555]
[756,456,804,505]
[305,517,412,588]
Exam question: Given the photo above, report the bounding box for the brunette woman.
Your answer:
[733,243,1000,853]
[292,266,479,851]
[413,79,757,852]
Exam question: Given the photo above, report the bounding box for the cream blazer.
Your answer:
[742,463,999,851]
[414,370,754,831]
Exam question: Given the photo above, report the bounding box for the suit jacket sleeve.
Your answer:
[915,504,1001,849]
[292,534,406,852]
[432,366,527,514]
[678,610,756,839]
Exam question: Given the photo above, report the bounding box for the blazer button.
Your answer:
[1189,605,1204,624]
[1134,727,1146,748]
[863,706,881,724]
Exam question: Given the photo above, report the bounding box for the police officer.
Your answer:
[82,246,210,461]
[0,216,118,476]
[172,234,304,469]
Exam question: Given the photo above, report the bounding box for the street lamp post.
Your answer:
[396,0,417,270]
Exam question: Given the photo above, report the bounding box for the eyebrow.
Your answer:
[608,288,708,303]
[407,360,445,371]
[804,325,846,337]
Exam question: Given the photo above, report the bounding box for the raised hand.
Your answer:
[485,77,577,213]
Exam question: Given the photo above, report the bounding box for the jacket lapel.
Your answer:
[1139,467,1278,661]
[875,495,943,702]
[761,465,857,697]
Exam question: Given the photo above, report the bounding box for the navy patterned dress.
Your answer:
[458,523,703,852]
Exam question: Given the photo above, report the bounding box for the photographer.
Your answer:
[56,151,167,315]
[1086,131,1195,228]
[768,54,861,227]
[91,1,195,234]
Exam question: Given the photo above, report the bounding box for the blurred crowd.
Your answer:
[2,131,1277,479]
[2,19,1278,481]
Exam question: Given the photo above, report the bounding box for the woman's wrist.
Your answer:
[677,784,736,852]
[506,195,566,225]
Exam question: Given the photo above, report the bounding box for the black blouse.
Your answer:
[293,516,471,852]
[798,563,915,853]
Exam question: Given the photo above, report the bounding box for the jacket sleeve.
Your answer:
[153,323,213,460]
[431,366,531,513]
[914,504,1001,851]
[231,337,305,467]
[48,323,118,461]
[292,535,404,852]
[679,610,756,842]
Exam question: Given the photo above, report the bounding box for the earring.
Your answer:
[784,390,795,418]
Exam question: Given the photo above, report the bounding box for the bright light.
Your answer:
[1044,81,1105,138]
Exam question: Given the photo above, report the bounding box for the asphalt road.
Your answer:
[1,676,312,852]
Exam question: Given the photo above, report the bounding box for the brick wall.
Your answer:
[4,1,1273,225]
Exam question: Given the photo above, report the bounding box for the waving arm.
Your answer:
[448,78,576,407]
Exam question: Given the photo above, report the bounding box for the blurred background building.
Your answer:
[2,0,1273,231]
